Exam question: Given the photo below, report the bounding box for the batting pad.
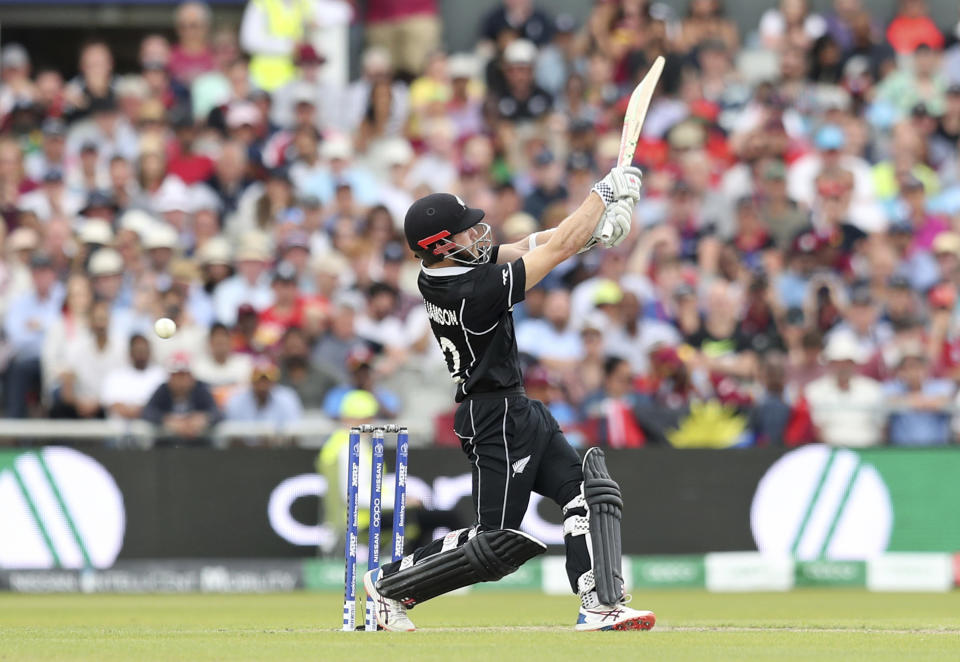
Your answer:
[376,529,546,607]
[582,448,625,606]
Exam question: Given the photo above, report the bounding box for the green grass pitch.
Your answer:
[2,590,959,661]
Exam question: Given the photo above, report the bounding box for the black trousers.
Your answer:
[382,393,590,593]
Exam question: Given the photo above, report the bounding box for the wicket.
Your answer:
[342,424,409,632]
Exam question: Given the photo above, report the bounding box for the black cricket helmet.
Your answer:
[404,193,492,265]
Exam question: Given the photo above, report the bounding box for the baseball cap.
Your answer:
[272,261,298,283]
[118,209,156,237]
[226,102,261,128]
[814,125,846,151]
[88,248,124,276]
[321,135,354,161]
[166,351,193,374]
[447,53,477,79]
[1,44,28,69]
[504,39,537,65]
[933,232,960,255]
[295,43,326,65]
[143,223,179,250]
[78,218,114,245]
[823,331,865,364]
[403,193,486,254]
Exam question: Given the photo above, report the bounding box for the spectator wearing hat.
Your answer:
[255,261,306,349]
[101,333,167,421]
[787,124,874,209]
[2,228,40,309]
[68,96,139,172]
[213,239,274,326]
[756,159,809,250]
[0,44,36,121]
[169,2,215,85]
[825,282,891,362]
[3,252,64,416]
[223,357,303,437]
[142,351,221,443]
[884,343,954,446]
[193,322,255,406]
[17,168,84,221]
[23,118,67,182]
[803,330,886,447]
[523,150,567,220]
[322,345,399,419]
[493,39,553,122]
[270,44,333,129]
[51,299,126,419]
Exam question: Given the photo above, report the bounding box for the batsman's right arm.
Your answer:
[521,193,605,290]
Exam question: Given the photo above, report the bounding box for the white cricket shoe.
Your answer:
[575,603,656,632]
[363,568,416,632]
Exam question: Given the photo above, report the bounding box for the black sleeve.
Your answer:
[465,259,527,327]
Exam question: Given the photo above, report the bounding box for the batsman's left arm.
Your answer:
[495,228,559,264]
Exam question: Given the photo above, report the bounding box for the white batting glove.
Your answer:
[590,166,643,207]
[582,198,633,251]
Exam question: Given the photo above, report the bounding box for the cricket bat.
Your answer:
[600,55,665,242]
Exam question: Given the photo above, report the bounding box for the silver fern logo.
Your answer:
[0,447,125,569]
[511,455,531,477]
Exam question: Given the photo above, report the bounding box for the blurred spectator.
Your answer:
[192,322,254,405]
[493,39,553,122]
[101,334,167,420]
[213,239,274,325]
[583,356,646,448]
[4,252,64,417]
[745,353,792,447]
[323,345,399,419]
[241,0,311,91]
[223,358,303,430]
[364,0,440,79]
[481,0,554,48]
[517,288,580,368]
[170,2,215,85]
[804,331,886,447]
[278,326,340,407]
[885,0,943,55]
[885,344,954,446]
[51,299,125,419]
[142,351,222,443]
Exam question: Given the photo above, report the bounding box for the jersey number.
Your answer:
[439,336,461,376]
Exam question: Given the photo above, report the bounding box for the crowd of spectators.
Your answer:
[3,0,960,448]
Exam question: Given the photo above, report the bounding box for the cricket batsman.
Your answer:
[362,165,655,632]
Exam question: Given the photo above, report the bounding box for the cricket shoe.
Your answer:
[363,568,416,632]
[575,603,656,632]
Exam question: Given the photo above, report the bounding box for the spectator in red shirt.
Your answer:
[886,0,944,54]
[256,261,305,350]
[170,1,216,85]
[166,108,215,184]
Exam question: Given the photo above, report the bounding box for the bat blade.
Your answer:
[601,56,665,242]
[617,55,665,167]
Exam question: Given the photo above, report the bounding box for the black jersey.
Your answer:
[418,252,527,402]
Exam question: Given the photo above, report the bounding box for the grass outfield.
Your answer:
[2,590,960,661]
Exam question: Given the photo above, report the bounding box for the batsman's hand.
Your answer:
[590,166,643,207]
[582,197,633,252]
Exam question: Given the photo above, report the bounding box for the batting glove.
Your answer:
[585,197,633,251]
[591,166,643,207]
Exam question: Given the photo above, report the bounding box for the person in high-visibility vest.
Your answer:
[316,389,382,551]
[240,0,311,92]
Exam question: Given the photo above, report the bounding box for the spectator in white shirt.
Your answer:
[804,330,886,447]
[517,289,582,369]
[101,333,166,420]
[192,322,254,406]
[213,241,274,325]
[51,299,126,418]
